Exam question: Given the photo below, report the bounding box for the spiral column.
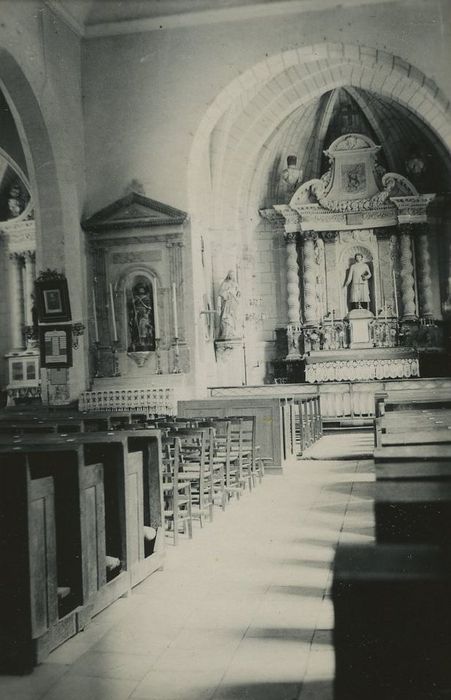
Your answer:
[302,230,318,326]
[416,224,434,319]
[399,224,417,321]
[284,231,302,359]
[285,231,301,324]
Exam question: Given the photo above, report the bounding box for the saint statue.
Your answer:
[217,270,241,340]
[128,282,155,351]
[343,253,372,310]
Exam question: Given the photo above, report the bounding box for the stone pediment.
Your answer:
[83,192,188,232]
[272,133,435,231]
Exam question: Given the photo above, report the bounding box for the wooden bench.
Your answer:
[333,543,451,700]
[0,429,164,673]
[374,444,451,462]
[0,410,151,434]
[375,481,451,545]
[374,391,451,447]
[376,460,451,481]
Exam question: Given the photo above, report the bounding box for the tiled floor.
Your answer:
[1,431,375,700]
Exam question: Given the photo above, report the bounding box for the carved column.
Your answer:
[399,225,417,321]
[23,250,35,326]
[302,230,318,326]
[284,231,301,359]
[284,231,301,324]
[416,223,434,319]
[9,252,24,349]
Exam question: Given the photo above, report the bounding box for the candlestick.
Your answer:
[393,270,399,318]
[109,283,118,342]
[92,287,99,342]
[332,308,335,325]
[153,284,160,339]
[172,282,179,338]
[384,302,387,324]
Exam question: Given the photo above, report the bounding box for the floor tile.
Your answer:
[69,651,153,681]
[41,674,137,700]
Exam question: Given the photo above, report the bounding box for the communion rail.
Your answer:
[209,378,451,427]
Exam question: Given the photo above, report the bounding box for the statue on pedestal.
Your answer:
[217,270,241,340]
[128,282,155,351]
[344,253,372,311]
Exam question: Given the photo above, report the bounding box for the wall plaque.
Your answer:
[112,251,162,264]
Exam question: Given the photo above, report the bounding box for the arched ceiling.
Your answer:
[259,86,450,209]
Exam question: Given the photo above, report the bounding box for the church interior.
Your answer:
[1,0,451,698]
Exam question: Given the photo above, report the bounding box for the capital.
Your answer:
[321,231,338,242]
[302,230,318,242]
[284,231,299,244]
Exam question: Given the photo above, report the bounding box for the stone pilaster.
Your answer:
[23,250,35,326]
[416,223,434,319]
[302,231,318,326]
[322,231,338,316]
[399,224,417,321]
[9,252,24,349]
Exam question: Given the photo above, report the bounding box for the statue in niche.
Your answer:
[343,253,372,310]
[128,281,155,351]
[217,270,241,340]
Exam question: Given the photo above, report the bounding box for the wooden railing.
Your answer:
[209,378,451,425]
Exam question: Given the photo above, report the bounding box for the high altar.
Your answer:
[262,133,441,383]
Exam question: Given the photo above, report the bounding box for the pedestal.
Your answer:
[214,339,244,386]
[347,308,374,349]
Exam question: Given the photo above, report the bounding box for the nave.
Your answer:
[0,432,374,700]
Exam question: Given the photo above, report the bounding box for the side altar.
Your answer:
[261,133,442,383]
[81,191,193,414]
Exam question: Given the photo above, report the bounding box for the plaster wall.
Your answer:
[82,0,451,216]
[0,1,88,398]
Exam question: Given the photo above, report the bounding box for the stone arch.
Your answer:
[188,42,451,249]
[0,48,65,268]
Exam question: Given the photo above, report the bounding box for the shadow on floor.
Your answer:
[213,679,334,700]
[281,558,332,570]
[213,680,302,700]
[247,626,332,644]
[270,584,326,599]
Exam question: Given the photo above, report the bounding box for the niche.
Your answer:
[126,276,156,352]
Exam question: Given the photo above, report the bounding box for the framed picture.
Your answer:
[39,325,73,368]
[35,278,71,322]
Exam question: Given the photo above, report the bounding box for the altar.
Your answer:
[261,133,442,383]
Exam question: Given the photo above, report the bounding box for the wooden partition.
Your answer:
[179,398,285,472]
[210,377,451,426]
[0,429,164,673]
[178,395,321,471]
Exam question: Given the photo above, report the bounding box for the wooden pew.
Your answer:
[375,481,451,545]
[374,444,451,462]
[0,410,151,434]
[0,429,163,673]
[374,391,451,447]
[333,543,451,700]
[376,460,451,481]
[379,429,451,448]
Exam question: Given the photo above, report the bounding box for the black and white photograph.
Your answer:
[0,1,450,699]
